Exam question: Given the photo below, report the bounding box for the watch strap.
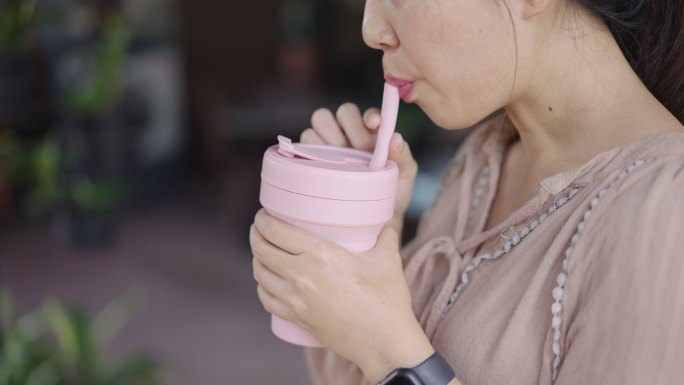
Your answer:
[412,352,455,385]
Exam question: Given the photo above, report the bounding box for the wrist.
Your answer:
[360,318,435,384]
[377,352,457,385]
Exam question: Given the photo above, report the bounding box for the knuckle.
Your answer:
[307,239,328,259]
[251,234,271,262]
[292,275,315,294]
[248,224,257,245]
[256,286,272,312]
[307,244,335,273]
[288,294,309,318]
[259,214,274,233]
[251,258,263,281]
[249,239,262,259]
[292,307,307,325]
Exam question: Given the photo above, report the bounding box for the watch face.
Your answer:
[380,369,424,385]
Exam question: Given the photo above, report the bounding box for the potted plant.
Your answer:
[55,13,133,247]
[0,289,159,385]
[0,129,129,245]
[0,0,35,53]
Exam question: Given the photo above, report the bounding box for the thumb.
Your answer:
[388,133,418,178]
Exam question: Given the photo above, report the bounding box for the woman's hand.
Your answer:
[300,104,418,242]
[250,209,433,382]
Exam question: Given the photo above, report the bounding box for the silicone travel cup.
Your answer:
[259,84,401,347]
[259,136,399,346]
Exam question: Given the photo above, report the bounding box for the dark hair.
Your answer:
[575,0,684,124]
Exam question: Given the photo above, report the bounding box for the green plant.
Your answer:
[66,176,129,215]
[0,289,159,385]
[0,0,35,53]
[66,14,131,114]
[0,132,130,216]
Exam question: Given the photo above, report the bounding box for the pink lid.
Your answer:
[261,136,398,201]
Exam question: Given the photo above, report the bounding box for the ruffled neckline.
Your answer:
[453,113,684,253]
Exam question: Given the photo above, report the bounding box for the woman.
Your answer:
[250,0,684,384]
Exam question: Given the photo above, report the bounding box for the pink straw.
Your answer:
[369,83,400,169]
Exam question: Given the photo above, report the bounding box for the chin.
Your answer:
[419,103,487,131]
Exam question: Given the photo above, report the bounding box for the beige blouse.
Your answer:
[305,114,684,385]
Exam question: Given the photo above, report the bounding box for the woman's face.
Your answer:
[363,0,519,129]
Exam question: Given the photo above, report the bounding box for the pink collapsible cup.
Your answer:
[259,136,399,347]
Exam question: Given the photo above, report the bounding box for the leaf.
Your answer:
[65,13,131,113]
[24,358,61,385]
[33,136,60,190]
[43,299,101,378]
[93,286,145,349]
[42,299,80,367]
[1,293,159,385]
[0,289,14,333]
[1,321,53,385]
[18,0,36,28]
[15,309,48,341]
[0,0,35,52]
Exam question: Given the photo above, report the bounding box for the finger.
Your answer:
[388,133,405,161]
[300,128,326,145]
[311,108,349,147]
[252,257,290,300]
[388,133,418,214]
[336,103,374,150]
[253,209,322,255]
[363,108,381,130]
[256,284,295,322]
[249,223,293,278]
[389,133,418,177]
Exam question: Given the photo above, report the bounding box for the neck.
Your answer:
[504,10,683,174]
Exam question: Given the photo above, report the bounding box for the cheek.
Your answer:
[446,17,514,90]
[426,23,516,127]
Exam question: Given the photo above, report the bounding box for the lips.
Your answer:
[384,75,414,101]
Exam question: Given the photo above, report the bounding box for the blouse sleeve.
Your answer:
[555,159,684,384]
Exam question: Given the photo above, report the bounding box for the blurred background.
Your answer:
[0,0,473,384]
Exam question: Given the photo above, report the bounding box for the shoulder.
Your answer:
[574,153,684,280]
[594,153,684,231]
[557,150,684,384]
[584,131,684,235]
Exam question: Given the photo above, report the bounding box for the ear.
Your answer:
[519,0,553,20]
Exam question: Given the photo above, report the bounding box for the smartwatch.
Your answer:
[377,352,455,385]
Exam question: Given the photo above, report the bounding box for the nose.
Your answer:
[362,0,399,51]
